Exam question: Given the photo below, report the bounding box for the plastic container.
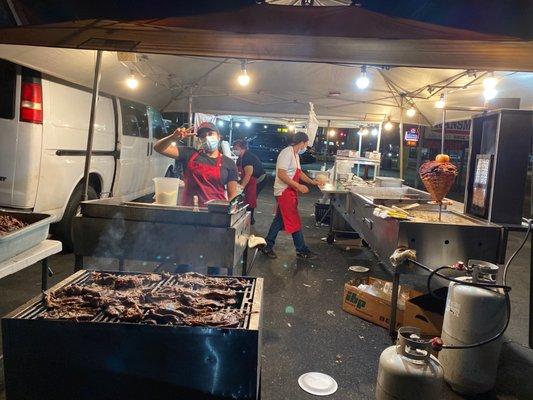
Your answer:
[0,211,53,263]
[153,177,183,205]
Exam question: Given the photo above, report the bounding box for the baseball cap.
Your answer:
[196,122,219,138]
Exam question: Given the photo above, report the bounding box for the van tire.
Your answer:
[52,185,97,252]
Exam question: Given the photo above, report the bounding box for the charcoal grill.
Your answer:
[2,270,263,400]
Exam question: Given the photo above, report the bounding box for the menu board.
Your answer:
[470,154,493,218]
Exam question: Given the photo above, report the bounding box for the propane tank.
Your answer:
[376,327,444,400]
[439,260,507,395]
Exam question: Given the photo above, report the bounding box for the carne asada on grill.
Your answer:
[40,272,249,328]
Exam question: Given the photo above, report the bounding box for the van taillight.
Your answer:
[20,81,43,124]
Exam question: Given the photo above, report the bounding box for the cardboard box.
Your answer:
[342,277,415,330]
[403,290,446,336]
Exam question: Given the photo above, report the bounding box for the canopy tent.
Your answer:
[0,4,532,72]
[1,44,532,127]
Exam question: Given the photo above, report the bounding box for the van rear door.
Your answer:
[0,61,42,208]
[0,60,17,205]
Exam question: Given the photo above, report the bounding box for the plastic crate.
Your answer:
[314,202,330,224]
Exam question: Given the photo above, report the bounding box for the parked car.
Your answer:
[0,59,174,248]
[247,134,317,164]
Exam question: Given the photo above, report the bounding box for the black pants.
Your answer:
[249,174,268,225]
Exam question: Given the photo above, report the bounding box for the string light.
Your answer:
[359,127,369,136]
[384,118,393,131]
[371,128,378,136]
[356,65,370,90]
[235,122,241,128]
[217,120,224,127]
[483,73,498,100]
[237,60,250,87]
[125,72,139,89]
[406,106,416,117]
[244,120,252,127]
[435,93,446,109]
[328,129,336,138]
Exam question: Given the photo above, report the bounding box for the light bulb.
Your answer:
[371,128,378,136]
[244,120,252,127]
[235,122,241,128]
[435,94,445,109]
[328,129,336,138]
[237,60,250,86]
[484,88,498,100]
[263,125,268,129]
[483,75,497,90]
[384,121,393,131]
[126,74,139,89]
[237,71,250,86]
[217,120,224,127]
[406,107,416,117]
[356,66,370,89]
[288,123,295,132]
[359,128,369,136]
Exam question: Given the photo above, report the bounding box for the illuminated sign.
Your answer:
[404,128,419,142]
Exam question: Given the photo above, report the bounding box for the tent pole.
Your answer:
[229,117,234,144]
[325,119,331,158]
[357,131,362,177]
[187,88,193,146]
[376,123,382,177]
[82,49,103,201]
[399,96,404,180]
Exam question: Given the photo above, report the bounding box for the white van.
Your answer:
[0,60,175,248]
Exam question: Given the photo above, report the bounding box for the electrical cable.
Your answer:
[426,266,450,300]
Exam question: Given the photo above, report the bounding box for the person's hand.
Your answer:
[296,184,309,194]
[312,179,324,187]
[172,127,194,140]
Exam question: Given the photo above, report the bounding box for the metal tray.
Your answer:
[0,211,54,263]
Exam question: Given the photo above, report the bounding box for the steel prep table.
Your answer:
[72,198,251,276]
[0,239,61,290]
[321,183,505,338]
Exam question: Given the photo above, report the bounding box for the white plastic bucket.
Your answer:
[153,177,183,205]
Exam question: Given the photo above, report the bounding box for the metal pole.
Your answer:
[441,108,446,154]
[376,124,382,177]
[357,132,362,177]
[229,117,234,145]
[325,119,331,158]
[399,96,404,180]
[82,49,103,201]
[187,89,194,147]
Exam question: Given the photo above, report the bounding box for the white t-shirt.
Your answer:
[274,146,301,196]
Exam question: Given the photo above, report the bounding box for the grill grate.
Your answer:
[16,270,256,329]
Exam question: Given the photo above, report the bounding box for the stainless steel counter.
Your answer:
[322,184,503,268]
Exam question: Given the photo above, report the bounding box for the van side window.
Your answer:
[148,106,168,139]
[120,100,148,138]
[0,60,16,120]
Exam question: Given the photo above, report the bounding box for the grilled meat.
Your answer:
[40,272,248,328]
[0,215,28,235]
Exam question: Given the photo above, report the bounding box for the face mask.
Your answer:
[298,147,307,155]
[202,136,219,152]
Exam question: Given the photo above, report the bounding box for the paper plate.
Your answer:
[349,266,369,273]
[298,372,338,396]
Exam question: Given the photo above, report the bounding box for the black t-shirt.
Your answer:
[177,147,238,184]
[237,150,265,179]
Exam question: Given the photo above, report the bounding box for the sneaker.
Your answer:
[296,250,318,260]
[260,247,278,259]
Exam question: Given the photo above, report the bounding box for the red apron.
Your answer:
[237,159,258,209]
[276,159,302,234]
[182,151,227,206]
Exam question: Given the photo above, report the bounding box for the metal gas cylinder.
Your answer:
[376,327,444,400]
[439,261,507,395]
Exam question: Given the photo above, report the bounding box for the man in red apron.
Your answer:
[261,132,322,260]
[232,140,266,225]
[154,122,239,206]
